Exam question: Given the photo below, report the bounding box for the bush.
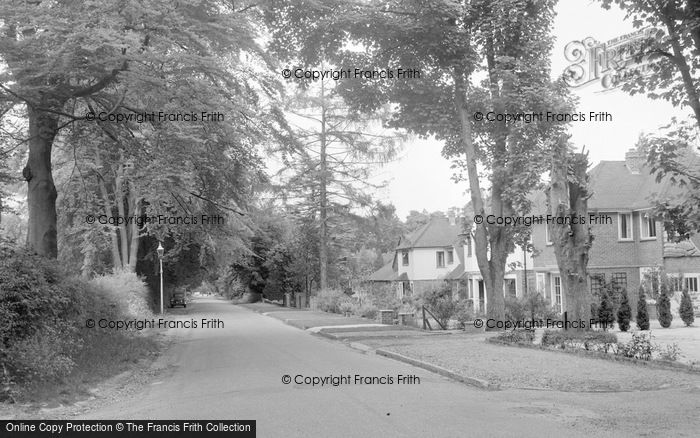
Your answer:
[90,271,152,317]
[636,286,650,330]
[315,289,346,313]
[0,247,135,399]
[679,288,695,327]
[541,330,618,352]
[356,303,378,320]
[616,288,631,332]
[505,292,558,322]
[421,286,457,329]
[597,289,615,331]
[496,330,534,344]
[454,300,473,329]
[338,298,354,316]
[657,343,683,361]
[616,331,655,360]
[370,283,402,312]
[656,286,673,328]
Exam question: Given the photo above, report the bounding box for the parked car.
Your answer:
[170,292,186,308]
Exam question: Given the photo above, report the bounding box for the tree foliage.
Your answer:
[679,287,695,326]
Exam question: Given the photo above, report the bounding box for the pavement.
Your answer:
[70,297,700,437]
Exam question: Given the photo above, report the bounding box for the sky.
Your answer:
[375,0,691,220]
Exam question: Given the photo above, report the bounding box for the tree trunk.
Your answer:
[661,10,700,129]
[94,144,123,270]
[24,106,59,258]
[453,68,506,322]
[550,140,592,330]
[319,79,329,290]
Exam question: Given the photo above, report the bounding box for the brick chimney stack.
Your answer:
[448,209,456,226]
[625,148,646,174]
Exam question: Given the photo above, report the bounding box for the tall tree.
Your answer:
[0,0,266,257]
[273,77,401,290]
[266,0,571,321]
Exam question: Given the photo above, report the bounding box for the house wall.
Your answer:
[403,247,457,281]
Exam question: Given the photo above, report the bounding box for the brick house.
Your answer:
[369,212,532,313]
[531,148,700,314]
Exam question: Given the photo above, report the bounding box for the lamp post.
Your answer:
[157,242,164,314]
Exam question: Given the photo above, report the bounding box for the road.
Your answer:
[76,298,660,437]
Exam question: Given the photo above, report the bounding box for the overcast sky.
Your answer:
[377,0,691,220]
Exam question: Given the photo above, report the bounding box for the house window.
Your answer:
[618,213,632,240]
[447,249,454,265]
[402,250,409,266]
[640,213,657,239]
[466,235,472,257]
[669,275,683,292]
[554,276,562,309]
[436,251,445,268]
[590,273,605,297]
[684,277,698,293]
[611,272,627,292]
[545,224,552,245]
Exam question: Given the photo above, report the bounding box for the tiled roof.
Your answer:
[663,240,700,258]
[368,262,397,281]
[445,263,466,280]
[397,217,464,249]
[531,149,699,213]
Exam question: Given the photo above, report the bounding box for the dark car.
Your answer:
[170,292,187,308]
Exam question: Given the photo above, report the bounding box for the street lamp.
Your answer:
[157,242,164,314]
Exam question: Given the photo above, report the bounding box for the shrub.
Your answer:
[506,292,559,323]
[421,286,457,329]
[356,303,378,320]
[315,289,346,313]
[656,285,673,328]
[90,271,152,317]
[338,298,354,316]
[370,283,402,311]
[616,331,655,360]
[679,288,695,327]
[454,300,473,329]
[636,286,650,330]
[597,289,615,331]
[657,343,683,361]
[616,288,631,332]
[541,330,618,352]
[496,330,534,344]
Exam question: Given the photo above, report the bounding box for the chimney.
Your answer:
[448,210,456,226]
[625,148,646,174]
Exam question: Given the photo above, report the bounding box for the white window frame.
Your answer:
[639,212,657,240]
[447,249,454,265]
[553,275,562,311]
[466,235,472,257]
[436,251,445,268]
[545,224,552,246]
[684,275,699,293]
[618,213,633,241]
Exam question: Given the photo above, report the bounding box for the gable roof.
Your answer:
[397,217,464,249]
